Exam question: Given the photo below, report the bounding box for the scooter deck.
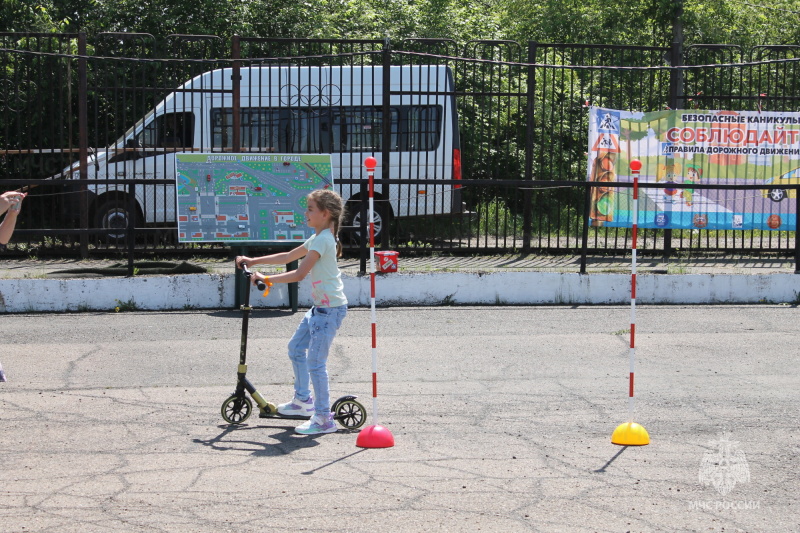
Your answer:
[258,411,310,420]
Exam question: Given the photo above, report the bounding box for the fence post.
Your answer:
[580,183,591,274]
[522,42,536,254]
[522,188,532,253]
[231,35,241,153]
[380,38,391,251]
[78,33,89,259]
[127,180,135,276]
[664,39,684,260]
[795,192,800,274]
[359,185,368,274]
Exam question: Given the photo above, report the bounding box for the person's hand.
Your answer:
[0,192,25,215]
[235,255,252,269]
[252,272,273,296]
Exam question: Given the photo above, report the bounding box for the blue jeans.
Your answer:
[287,305,347,416]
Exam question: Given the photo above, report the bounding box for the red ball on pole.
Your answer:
[629,159,642,172]
[364,156,377,172]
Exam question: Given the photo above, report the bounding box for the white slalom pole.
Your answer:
[356,156,394,448]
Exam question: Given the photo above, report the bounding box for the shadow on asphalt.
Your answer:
[203,309,299,319]
[593,446,629,473]
[193,423,324,456]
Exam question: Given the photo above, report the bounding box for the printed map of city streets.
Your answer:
[175,153,332,243]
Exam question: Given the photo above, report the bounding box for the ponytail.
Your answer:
[331,218,343,257]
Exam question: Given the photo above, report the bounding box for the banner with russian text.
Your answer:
[587,107,800,231]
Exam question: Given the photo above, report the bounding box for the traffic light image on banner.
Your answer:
[589,151,617,226]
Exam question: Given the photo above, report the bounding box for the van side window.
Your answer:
[247,109,280,151]
[284,109,330,153]
[405,106,441,151]
[110,112,195,163]
[211,105,440,153]
[332,107,399,152]
[212,108,282,151]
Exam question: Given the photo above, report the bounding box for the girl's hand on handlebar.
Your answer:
[235,255,252,269]
[252,272,274,296]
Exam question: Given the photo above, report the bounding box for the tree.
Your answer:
[1,1,65,33]
[498,0,800,50]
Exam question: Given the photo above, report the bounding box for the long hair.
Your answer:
[308,189,345,257]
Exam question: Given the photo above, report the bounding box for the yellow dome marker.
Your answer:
[612,421,650,446]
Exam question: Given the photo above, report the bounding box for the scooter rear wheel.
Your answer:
[221,395,253,424]
[334,399,367,429]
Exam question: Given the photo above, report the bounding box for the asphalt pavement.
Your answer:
[1,306,797,532]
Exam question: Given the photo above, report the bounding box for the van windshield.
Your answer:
[113,109,155,148]
[135,112,194,149]
[108,111,195,163]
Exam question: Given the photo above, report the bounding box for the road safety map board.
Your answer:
[175,153,332,243]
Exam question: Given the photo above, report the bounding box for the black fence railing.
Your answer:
[2,34,799,271]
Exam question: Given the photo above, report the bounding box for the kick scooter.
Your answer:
[220,265,367,430]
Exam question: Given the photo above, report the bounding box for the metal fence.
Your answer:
[2,34,800,269]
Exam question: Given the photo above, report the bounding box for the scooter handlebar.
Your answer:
[240,264,267,292]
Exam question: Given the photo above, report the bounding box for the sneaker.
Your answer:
[277,395,315,417]
[295,413,337,435]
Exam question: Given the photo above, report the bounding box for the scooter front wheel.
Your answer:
[334,399,367,430]
[221,394,253,424]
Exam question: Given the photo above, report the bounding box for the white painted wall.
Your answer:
[1,272,799,313]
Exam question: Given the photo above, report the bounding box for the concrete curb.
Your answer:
[2,271,800,312]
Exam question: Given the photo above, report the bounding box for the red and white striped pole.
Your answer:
[611,159,649,446]
[368,158,379,423]
[628,161,640,418]
[356,156,395,448]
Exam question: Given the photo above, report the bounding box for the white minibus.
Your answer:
[62,64,463,241]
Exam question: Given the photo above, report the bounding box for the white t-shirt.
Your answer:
[304,229,348,307]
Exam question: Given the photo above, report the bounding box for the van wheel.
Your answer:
[94,199,139,242]
[347,200,390,245]
[768,188,786,202]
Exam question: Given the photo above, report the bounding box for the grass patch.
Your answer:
[114,298,139,312]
